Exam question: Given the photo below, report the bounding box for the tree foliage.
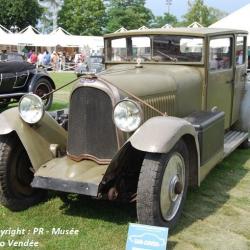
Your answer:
[58,0,105,35]
[0,0,43,30]
[105,0,154,33]
[38,0,64,32]
[183,0,227,27]
[152,13,178,28]
[207,6,227,25]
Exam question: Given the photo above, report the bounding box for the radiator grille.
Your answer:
[142,93,176,120]
[67,87,118,162]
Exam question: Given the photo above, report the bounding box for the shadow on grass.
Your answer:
[58,195,137,225]
[168,149,250,240]
[52,149,250,235]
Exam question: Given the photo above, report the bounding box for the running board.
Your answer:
[224,130,248,158]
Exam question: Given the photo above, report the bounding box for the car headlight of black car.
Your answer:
[113,99,143,132]
[19,94,45,124]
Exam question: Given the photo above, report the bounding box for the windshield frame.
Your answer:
[105,35,205,65]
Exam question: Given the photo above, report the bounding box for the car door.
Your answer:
[207,36,234,129]
[231,35,248,124]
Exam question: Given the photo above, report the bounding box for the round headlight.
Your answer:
[19,94,44,124]
[114,100,143,132]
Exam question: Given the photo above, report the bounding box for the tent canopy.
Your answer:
[0,25,103,50]
[210,4,250,45]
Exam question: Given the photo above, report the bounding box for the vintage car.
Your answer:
[75,55,104,75]
[0,61,55,110]
[0,52,25,62]
[0,28,249,229]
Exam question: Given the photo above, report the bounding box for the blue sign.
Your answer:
[126,223,168,250]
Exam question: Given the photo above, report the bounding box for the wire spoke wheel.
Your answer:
[35,83,50,105]
[33,78,53,110]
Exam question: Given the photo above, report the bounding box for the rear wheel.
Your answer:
[0,134,46,211]
[137,140,189,228]
[33,78,53,110]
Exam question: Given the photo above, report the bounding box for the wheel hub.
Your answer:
[160,152,185,221]
[169,176,183,202]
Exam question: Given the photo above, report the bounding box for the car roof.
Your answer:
[104,27,248,38]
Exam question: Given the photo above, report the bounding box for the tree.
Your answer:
[57,0,105,35]
[152,13,178,28]
[207,7,227,25]
[182,0,227,27]
[105,0,154,33]
[38,0,64,32]
[182,0,209,26]
[0,0,43,30]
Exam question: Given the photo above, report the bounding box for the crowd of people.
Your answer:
[25,49,86,71]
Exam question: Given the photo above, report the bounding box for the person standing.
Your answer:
[30,50,38,64]
[51,51,59,71]
[38,52,44,66]
[43,50,51,66]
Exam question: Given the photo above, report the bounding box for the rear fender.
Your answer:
[0,108,67,171]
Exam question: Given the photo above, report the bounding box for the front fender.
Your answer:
[0,108,67,171]
[129,116,199,157]
[28,72,56,92]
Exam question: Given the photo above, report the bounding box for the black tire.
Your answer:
[0,99,9,109]
[33,78,53,110]
[239,139,250,149]
[137,140,189,229]
[0,134,47,211]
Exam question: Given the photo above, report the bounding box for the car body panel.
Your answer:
[99,64,203,117]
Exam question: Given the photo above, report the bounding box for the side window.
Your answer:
[209,37,232,71]
[111,38,126,61]
[236,36,246,65]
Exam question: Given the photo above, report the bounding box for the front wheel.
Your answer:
[137,140,189,228]
[0,134,46,211]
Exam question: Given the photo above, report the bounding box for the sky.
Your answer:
[145,0,250,19]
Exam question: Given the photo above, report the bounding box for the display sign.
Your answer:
[126,223,168,250]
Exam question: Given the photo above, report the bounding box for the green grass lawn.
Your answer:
[49,72,77,110]
[1,73,250,249]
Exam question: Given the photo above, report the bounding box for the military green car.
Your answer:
[0,28,249,229]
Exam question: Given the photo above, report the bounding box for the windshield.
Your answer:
[106,35,204,63]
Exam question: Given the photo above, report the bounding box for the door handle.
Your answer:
[226,79,233,84]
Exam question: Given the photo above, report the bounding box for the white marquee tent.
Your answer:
[0,25,103,52]
[210,4,250,46]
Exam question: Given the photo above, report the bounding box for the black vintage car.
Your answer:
[0,61,55,110]
[0,52,24,62]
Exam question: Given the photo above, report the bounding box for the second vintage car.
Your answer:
[0,27,249,229]
[0,60,55,110]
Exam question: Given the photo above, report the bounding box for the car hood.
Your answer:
[98,64,202,97]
